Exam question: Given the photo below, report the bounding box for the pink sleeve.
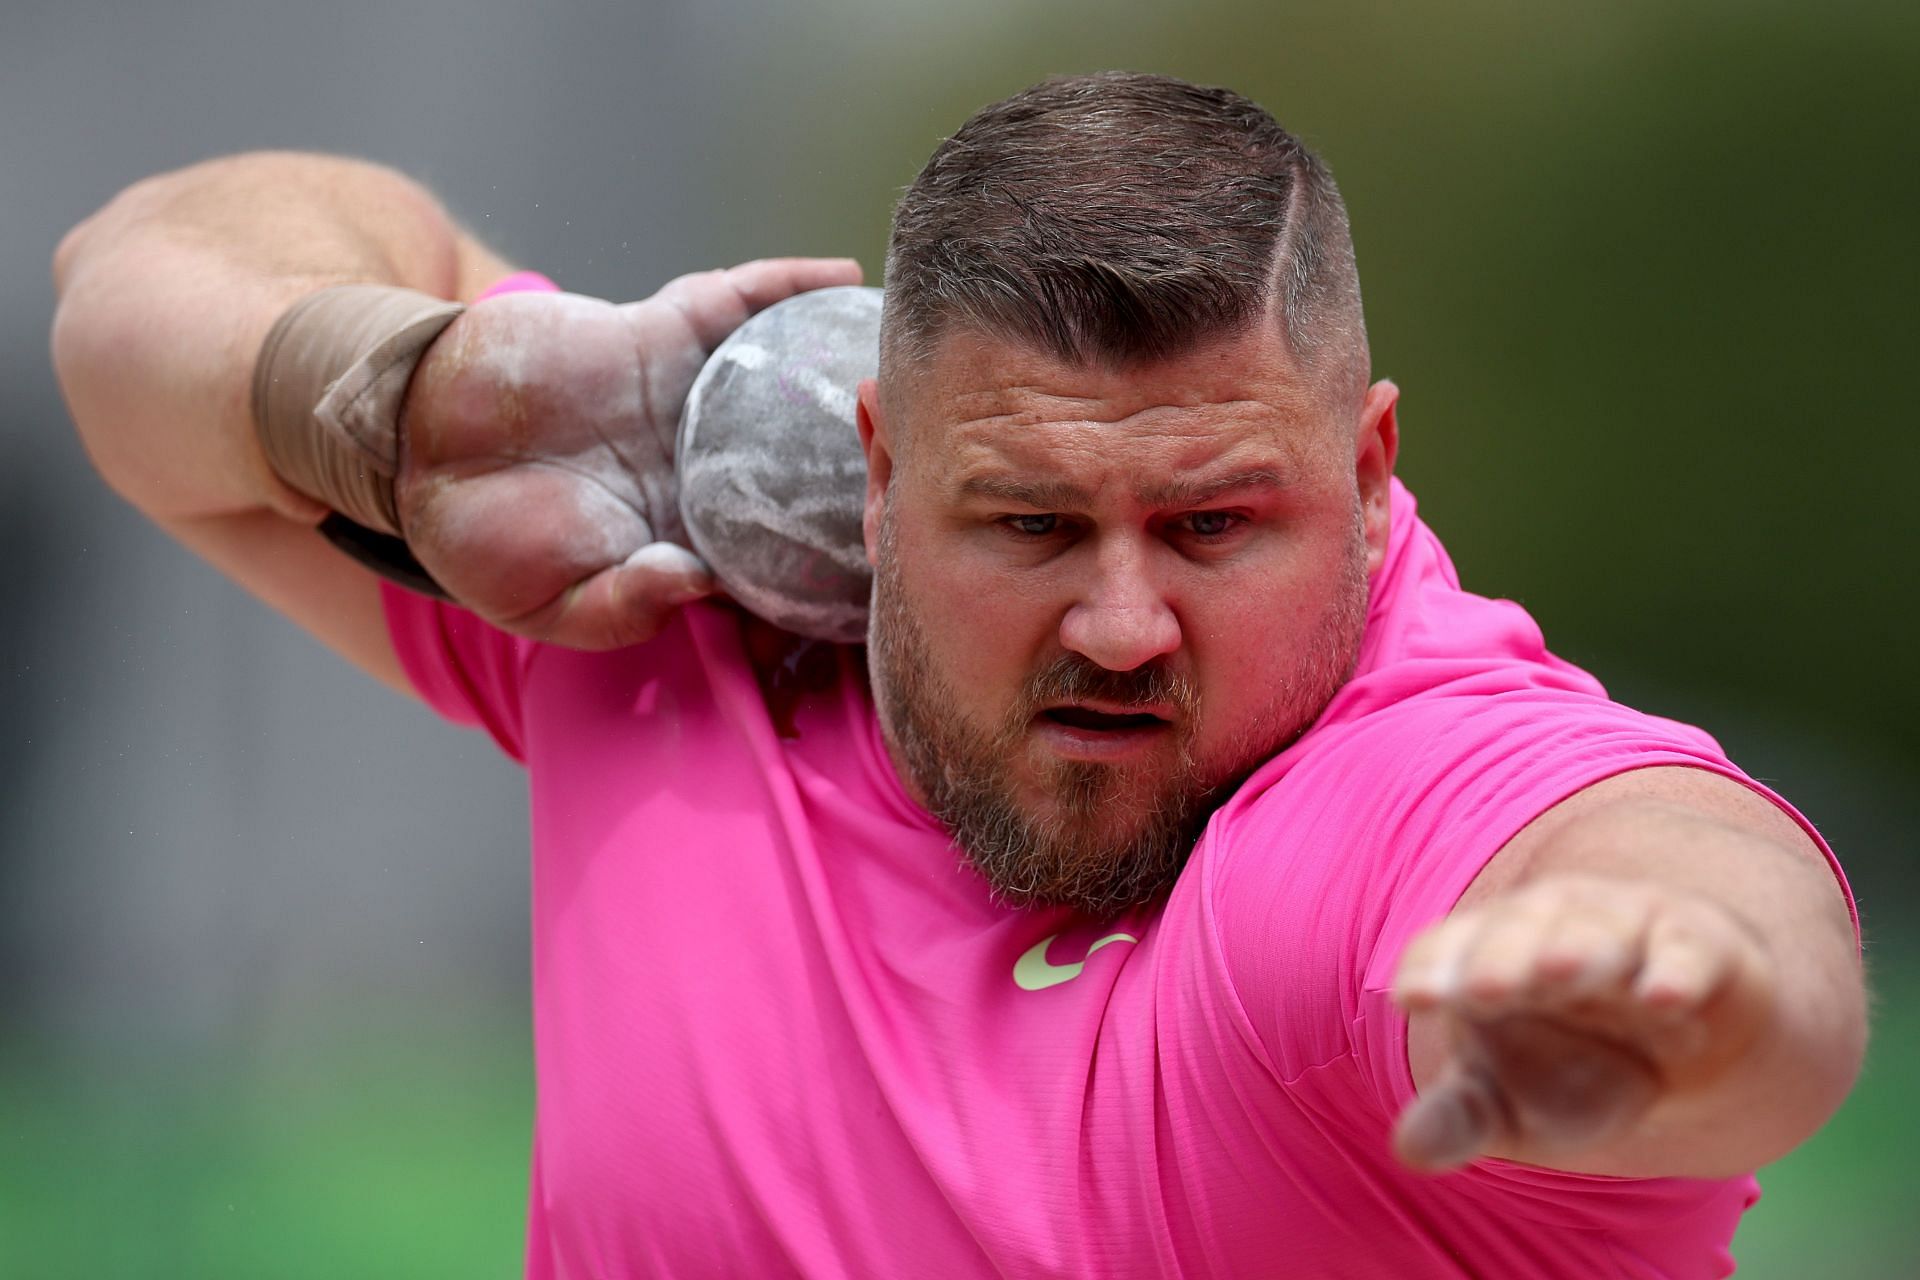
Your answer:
[375,269,565,761]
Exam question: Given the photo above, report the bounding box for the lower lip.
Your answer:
[1030,716,1174,761]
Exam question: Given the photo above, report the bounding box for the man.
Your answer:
[53,72,1862,1277]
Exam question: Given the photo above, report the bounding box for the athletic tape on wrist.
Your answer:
[251,283,464,538]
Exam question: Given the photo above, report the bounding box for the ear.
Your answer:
[856,377,893,568]
[1355,378,1400,577]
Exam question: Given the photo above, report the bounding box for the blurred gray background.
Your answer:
[3,1,1915,1276]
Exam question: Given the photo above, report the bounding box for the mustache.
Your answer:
[1013,654,1200,720]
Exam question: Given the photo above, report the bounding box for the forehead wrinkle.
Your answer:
[946,424,1299,512]
[944,386,1295,430]
[941,388,1307,473]
[937,396,1298,466]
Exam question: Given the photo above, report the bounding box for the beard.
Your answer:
[867,508,1371,916]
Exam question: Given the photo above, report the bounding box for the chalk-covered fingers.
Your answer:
[401,455,716,651]
[391,261,860,649]
[618,258,865,441]
[646,258,866,354]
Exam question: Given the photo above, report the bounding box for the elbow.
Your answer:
[49,297,131,504]
[1805,953,1871,1139]
[49,232,157,509]
[1789,866,1871,1146]
[52,211,92,296]
[52,164,184,295]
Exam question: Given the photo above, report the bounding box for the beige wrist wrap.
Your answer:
[251,284,465,536]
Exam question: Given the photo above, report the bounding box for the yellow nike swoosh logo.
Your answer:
[1013,931,1140,991]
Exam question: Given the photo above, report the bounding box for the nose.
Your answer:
[1057,536,1181,672]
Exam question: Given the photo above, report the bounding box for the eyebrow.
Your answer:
[955,468,1290,510]
[1136,468,1291,509]
[956,475,1095,508]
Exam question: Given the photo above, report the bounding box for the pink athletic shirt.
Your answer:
[379,275,1851,1279]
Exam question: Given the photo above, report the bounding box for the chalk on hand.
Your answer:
[676,286,880,643]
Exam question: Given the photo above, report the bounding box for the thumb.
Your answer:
[1394,1015,1662,1173]
[1393,1063,1506,1173]
[534,542,717,650]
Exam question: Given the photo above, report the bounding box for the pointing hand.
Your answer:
[1390,873,1775,1172]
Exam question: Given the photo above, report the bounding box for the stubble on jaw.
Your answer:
[867,507,1371,917]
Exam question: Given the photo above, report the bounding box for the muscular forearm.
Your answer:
[51,151,505,523]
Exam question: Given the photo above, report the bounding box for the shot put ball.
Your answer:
[677,285,880,643]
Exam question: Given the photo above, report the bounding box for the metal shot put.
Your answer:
[51,72,1865,1277]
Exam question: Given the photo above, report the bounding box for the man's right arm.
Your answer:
[54,153,864,690]
[51,151,514,696]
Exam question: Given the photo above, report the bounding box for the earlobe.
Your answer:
[1356,379,1400,575]
[856,378,892,567]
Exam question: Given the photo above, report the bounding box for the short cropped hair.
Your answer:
[881,71,1368,407]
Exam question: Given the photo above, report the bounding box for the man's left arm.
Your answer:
[1393,765,1866,1178]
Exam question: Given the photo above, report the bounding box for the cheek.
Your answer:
[895,520,1055,698]
[1182,534,1355,711]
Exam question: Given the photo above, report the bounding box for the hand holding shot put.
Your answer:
[52,151,860,689]
[391,261,859,648]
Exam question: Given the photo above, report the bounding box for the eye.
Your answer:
[1177,510,1244,540]
[1001,514,1062,538]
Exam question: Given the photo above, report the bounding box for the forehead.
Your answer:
[897,327,1336,498]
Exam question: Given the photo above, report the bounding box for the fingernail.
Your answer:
[665,580,713,606]
[622,542,699,568]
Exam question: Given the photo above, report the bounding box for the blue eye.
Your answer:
[1182,511,1239,538]
[1005,514,1060,537]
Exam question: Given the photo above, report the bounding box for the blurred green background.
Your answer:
[2,1,1913,1275]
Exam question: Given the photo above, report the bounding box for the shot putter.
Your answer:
[676,285,881,644]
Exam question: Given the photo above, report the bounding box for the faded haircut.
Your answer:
[881,71,1368,410]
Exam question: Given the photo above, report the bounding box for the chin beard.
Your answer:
[867,511,1369,917]
[924,742,1226,916]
